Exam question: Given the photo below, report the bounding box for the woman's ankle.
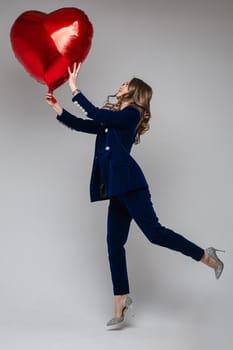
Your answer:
[201,251,218,269]
[114,294,127,298]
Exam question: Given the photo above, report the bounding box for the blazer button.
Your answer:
[105,128,108,133]
[105,146,110,151]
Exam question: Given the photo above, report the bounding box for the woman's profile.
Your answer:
[45,62,225,330]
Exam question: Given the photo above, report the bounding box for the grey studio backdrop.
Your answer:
[0,0,233,349]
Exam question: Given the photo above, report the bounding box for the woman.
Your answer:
[45,63,225,330]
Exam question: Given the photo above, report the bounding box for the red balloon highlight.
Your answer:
[10,7,93,91]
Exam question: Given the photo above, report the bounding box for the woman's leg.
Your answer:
[118,187,205,261]
[107,197,132,295]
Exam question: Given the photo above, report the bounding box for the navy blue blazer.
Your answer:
[56,92,149,202]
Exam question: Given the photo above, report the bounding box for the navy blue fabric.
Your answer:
[107,188,205,295]
[56,92,148,202]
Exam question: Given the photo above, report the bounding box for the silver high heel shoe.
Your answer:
[206,247,226,279]
[106,295,134,330]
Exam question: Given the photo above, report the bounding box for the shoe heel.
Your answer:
[214,248,226,253]
[124,296,135,318]
[128,303,135,318]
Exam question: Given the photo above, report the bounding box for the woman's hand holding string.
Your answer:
[45,92,63,116]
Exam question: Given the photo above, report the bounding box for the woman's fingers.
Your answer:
[68,62,77,75]
[76,62,81,75]
[45,92,52,99]
[68,61,81,76]
[73,62,77,72]
[68,62,81,92]
[45,93,57,104]
[50,95,57,104]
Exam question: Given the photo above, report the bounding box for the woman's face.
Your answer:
[116,81,130,98]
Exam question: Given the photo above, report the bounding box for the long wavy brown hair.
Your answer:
[102,78,153,144]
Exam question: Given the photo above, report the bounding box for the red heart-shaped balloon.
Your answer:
[10,8,93,91]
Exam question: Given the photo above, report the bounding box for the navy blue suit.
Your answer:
[57,92,148,202]
[57,92,205,295]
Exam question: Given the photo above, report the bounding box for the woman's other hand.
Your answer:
[68,62,81,93]
[45,93,63,116]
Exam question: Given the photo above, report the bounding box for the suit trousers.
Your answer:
[106,187,205,295]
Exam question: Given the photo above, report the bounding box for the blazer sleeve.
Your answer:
[72,92,140,129]
[56,108,100,134]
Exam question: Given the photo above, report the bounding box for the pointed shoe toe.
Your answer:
[106,295,134,330]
